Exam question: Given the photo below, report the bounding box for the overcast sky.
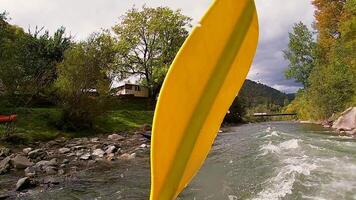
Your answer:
[1,0,315,93]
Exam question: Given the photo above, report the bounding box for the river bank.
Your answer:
[1,107,354,199]
[300,107,356,135]
[0,132,150,199]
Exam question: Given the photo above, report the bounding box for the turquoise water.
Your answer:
[24,122,356,200]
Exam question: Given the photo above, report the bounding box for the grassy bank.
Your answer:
[0,106,154,143]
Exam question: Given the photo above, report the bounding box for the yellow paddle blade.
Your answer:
[150,0,259,199]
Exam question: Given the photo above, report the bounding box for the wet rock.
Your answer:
[108,134,124,141]
[43,176,60,185]
[28,149,47,160]
[343,129,356,135]
[35,158,57,169]
[58,148,70,154]
[119,153,136,160]
[0,156,12,175]
[49,158,58,166]
[92,149,105,158]
[90,138,100,143]
[24,167,36,177]
[73,145,86,150]
[11,155,34,169]
[16,177,35,191]
[62,159,69,164]
[105,145,116,154]
[66,153,76,157]
[332,107,356,132]
[0,193,10,199]
[80,153,91,160]
[0,148,11,157]
[58,169,65,175]
[22,148,33,155]
[44,166,57,175]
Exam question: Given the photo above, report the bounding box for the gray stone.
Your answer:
[16,177,32,191]
[62,159,69,164]
[44,166,57,175]
[11,155,33,169]
[80,153,91,160]
[108,134,124,141]
[22,148,33,155]
[0,148,11,157]
[48,158,58,166]
[58,148,70,154]
[332,107,356,132]
[28,149,46,160]
[43,176,60,185]
[119,153,136,160]
[90,138,100,143]
[24,167,36,177]
[0,156,12,175]
[105,145,117,154]
[92,149,105,158]
[58,169,65,175]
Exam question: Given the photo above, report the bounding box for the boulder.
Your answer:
[332,107,356,132]
[92,149,105,158]
[108,134,124,141]
[43,166,57,175]
[28,149,47,160]
[105,145,117,154]
[80,153,91,160]
[35,158,57,169]
[11,155,34,169]
[43,176,60,185]
[0,148,11,157]
[24,166,37,177]
[22,148,33,155]
[0,156,12,175]
[58,148,70,154]
[16,177,35,191]
[90,138,100,143]
[119,153,136,160]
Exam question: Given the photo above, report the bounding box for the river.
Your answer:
[23,122,356,200]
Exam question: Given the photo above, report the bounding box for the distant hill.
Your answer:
[238,79,294,108]
[224,79,295,123]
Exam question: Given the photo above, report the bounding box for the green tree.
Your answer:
[284,22,316,87]
[0,14,71,106]
[55,32,117,130]
[113,6,192,98]
[312,0,347,64]
[307,0,355,118]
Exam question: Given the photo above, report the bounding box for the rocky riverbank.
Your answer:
[0,132,150,199]
[301,107,356,135]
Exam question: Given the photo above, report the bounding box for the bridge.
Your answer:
[253,113,297,117]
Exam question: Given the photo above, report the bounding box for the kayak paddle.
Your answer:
[150,0,259,199]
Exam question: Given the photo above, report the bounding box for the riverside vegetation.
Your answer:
[283,0,355,121]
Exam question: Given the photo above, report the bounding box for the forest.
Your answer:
[284,0,355,120]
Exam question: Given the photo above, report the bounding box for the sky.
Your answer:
[1,0,315,93]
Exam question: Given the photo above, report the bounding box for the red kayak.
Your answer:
[0,115,17,123]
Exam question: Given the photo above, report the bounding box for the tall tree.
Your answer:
[284,22,316,87]
[312,0,347,64]
[0,14,72,105]
[113,6,192,98]
[55,32,117,130]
